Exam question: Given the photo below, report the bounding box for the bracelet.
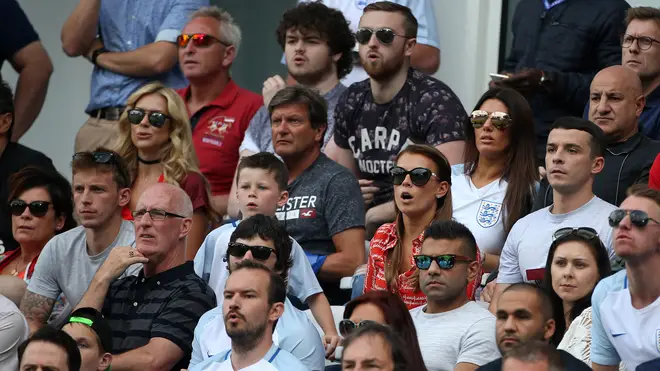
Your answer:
[91,47,108,66]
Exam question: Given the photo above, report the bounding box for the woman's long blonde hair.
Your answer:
[115,82,204,188]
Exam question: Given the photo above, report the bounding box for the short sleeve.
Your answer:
[415,89,467,146]
[497,227,523,284]
[26,240,62,300]
[155,0,208,43]
[0,0,39,61]
[287,238,323,302]
[400,0,440,48]
[239,130,260,154]
[590,281,621,366]
[457,316,500,366]
[324,171,365,236]
[181,172,210,212]
[332,89,353,149]
[0,310,27,369]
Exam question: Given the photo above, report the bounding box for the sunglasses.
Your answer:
[127,108,171,128]
[9,200,52,217]
[338,319,379,337]
[413,254,473,270]
[72,151,116,164]
[227,242,275,261]
[470,110,512,130]
[391,166,439,186]
[176,33,229,48]
[132,208,185,221]
[355,28,407,45]
[608,209,659,228]
[553,227,599,241]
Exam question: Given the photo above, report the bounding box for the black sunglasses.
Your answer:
[355,27,407,45]
[9,200,52,217]
[391,166,440,186]
[72,151,116,164]
[609,209,659,228]
[413,254,473,270]
[227,242,275,261]
[132,208,185,221]
[553,227,599,241]
[127,108,171,128]
[338,319,380,337]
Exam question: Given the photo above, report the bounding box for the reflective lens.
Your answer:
[227,242,275,261]
[470,110,512,129]
[553,227,598,241]
[355,28,401,44]
[9,200,52,217]
[608,209,659,228]
[177,33,226,48]
[338,319,378,337]
[391,166,437,186]
[413,254,473,270]
[127,108,170,128]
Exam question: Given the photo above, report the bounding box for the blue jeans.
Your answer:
[351,273,365,300]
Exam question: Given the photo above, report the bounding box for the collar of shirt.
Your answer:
[180,79,241,111]
[135,261,194,286]
[607,132,643,155]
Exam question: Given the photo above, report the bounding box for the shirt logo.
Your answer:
[300,208,317,218]
[476,200,502,228]
[355,0,373,10]
[203,116,235,147]
[611,333,626,338]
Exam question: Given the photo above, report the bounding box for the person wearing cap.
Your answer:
[62,307,112,371]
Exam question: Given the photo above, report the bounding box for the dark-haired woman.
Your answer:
[452,87,538,272]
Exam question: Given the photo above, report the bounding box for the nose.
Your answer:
[367,32,380,48]
[243,250,254,261]
[629,38,641,53]
[562,265,574,279]
[617,213,633,230]
[139,113,151,127]
[503,315,516,332]
[20,207,32,219]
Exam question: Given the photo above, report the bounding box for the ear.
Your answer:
[435,181,449,199]
[99,353,112,370]
[315,124,327,143]
[277,190,289,208]
[179,217,193,239]
[466,260,479,284]
[591,155,605,175]
[54,214,66,231]
[222,45,237,68]
[332,52,342,63]
[404,38,417,57]
[269,302,285,322]
[635,94,646,118]
[0,113,11,136]
[118,188,131,208]
[543,318,556,341]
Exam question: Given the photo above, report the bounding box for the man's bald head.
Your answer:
[138,183,193,217]
[592,65,644,95]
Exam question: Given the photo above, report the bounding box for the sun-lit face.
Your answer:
[358,10,412,82]
[284,28,337,85]
[473,99,511,158]
[236,168,287,218]
[550,240,600,305]
[130,93,171,154]
[342,334,395,371]
[11,187,64,248]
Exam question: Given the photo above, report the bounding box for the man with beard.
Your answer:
[190,260,308,371]
[326,2,467,237]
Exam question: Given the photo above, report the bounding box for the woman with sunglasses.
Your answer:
[364,144,481,308]
[341,290,427,371]
[453,87,537,272]
[0,166,75,280]
[115,82,211,260]
[543,227,612,367]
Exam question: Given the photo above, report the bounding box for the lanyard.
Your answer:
[543,0,568,10]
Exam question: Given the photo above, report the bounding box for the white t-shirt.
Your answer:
[0,295,28,371]
[498,196,616,284]
[451,169,508,255]
[410,301,500,371]
[591,270,660,370]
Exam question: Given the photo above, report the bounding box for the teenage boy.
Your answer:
[61,307,112,371]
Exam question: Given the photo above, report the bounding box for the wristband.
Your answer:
[91,47,108,66]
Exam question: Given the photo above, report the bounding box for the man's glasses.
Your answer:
[609,209,659,228]
[413,254,473,270]
[553,227,599,241]
[72,151,116,164]
[177,33,229,48]
[132,208,185,221]
[227,242,275,261]
[622,34,660,51]
[391,166,440,187]
[355,28,407,45]
[338,319,379,337]
[9,200,52,217]
[470,110,512,130]
[127,108,171,128]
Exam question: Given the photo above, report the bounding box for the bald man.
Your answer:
[534,66,660,208]
[75,183,216,371]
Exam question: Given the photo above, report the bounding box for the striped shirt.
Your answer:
[102,262,216,371]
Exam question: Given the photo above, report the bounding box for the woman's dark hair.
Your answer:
[8,166,76,234]
[18,325,82,371]
[344,291,427,371]
[387,144,452,291]
[341,322,410,371]
[465,88,538,234]
[543,231,612,345]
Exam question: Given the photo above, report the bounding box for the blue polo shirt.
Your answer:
[190,343,308,371]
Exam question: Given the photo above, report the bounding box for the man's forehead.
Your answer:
[236,237,276,249]
[548,128,589,144]
[359,11,406,32]
[421,238,464,254]
[627,18,660,35]
[272,103,309,116]
[286,27,322,39]
[137,191,171,209]
[499,290,539,311]
[227,268,269,288]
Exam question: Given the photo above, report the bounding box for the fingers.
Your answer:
[481,281,496,303]
[538,166,547,180]
[324,335,340,359]
[262,75,287,107]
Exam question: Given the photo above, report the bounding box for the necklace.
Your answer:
[9,258,22,276]
[137,156,160,165]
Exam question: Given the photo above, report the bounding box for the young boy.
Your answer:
[61,307,112,371]
[193,153,340,358]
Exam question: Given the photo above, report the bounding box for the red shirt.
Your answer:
[0,249,38,280]
[364,222,482,309]
[650,153,660,190]
[178,81,262,195]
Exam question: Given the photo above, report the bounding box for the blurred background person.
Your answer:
[61,307,112,371]
[341,322,410,371]
[18,326,81,371]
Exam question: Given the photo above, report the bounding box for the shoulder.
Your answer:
[593,270,627,306]
[476,358,502,371]
[10,143,53,168]
[44,226,86,251]
[558,350,594,370]
[463,302,496,322]
[274,348,309,371]
[197,306,223,329]
[372,223,397,246]
[590,197,617,214]
[410,70,461,100]
[337,81,371,106]
[181,172,208,191]
[509,208,544,234]
[317,155,358,180]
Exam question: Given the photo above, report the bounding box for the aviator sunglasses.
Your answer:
[413,254,473,270]
[127,108,171,128]
[355,27,407,45]
[338,319,381,337]
[9,200,52,217]
[391,166,440,187]
[470,110,512,130]
[227,242,275,261]
[553,227,599,241]
[608,209,659,228]
[176,33,229,48]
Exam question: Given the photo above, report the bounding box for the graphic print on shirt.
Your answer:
[276,195,317,221]
[476,200,503,228]
[348,127,401,176]
[202,116,235,147]
[656,329,660,353]
[354,0,375,10]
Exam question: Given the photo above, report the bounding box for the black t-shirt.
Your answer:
[0,0,39,69]
[476,350,592,371]
[333,68,467,206]
[0,142,55,253]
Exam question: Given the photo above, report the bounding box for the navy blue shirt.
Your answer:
[0,0,39,73]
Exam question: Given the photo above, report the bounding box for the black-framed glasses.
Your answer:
[470,110,512,130]
[132,208,185,221]
[622,34,660,50]
[608,209,659,228]
[391,166,440,186]
[355,27,408,45]
[9,200,52,217]
[127,108,171,128]
[413,254,473,270]
[338,319,380,337]
[227,242,275,261]
[553,227,599,241]
[72,151,116,164]
[177,33,229,48]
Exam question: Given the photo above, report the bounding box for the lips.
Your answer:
[246,202,258,208]
[293,56,306,63]
[17,225,34,230]
[560,284,577,289]
[139,233,155,239]
[136,133,152,139]
[400,192,413,200]
[226,311,244,323]
[549,168,566,175]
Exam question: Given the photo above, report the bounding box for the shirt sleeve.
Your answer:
[497,226,524,284]
[26,240,62,300]
[287,238,323,302]
[332,89,353,150]
[181,172,210,212]
[0,0,39,61]
[400,0,440,48]
[189,310,214,368]
[155,0,209,43]
[0,310,27,368]
[414,88,467,146]
[324,171,365,236]
[590,280,621,366]
[457,316,500,366]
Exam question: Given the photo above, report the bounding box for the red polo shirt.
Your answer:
[178,80,262,195]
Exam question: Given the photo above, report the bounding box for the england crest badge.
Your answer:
[477,200,502,228]
[656,329,660,353]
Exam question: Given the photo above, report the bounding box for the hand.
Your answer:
[488,71,513,89]
[85,38,105,61]
[262,75,287,107]
[98,246,148,283]
[480,280,497,303]
[323,334,341,360]
[494,68,544,94]
[359,179,379,206]
[538,166,547,180]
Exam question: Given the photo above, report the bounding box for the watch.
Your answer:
[91,47,108,66]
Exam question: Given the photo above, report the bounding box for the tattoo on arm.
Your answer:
[20,291,55,327]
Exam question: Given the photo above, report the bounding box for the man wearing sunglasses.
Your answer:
[177,6,262,216]
[74,183,215,371]
[21,149,139,334]
[591,186,660,371]
[62,0,206,153]
[410,220,499,371]
[326,2,466,237]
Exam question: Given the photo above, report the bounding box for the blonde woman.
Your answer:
[115,82,211,259]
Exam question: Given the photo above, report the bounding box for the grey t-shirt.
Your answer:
[27,220,140,317]
[239,83,347,154]
[275,153,364,256]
